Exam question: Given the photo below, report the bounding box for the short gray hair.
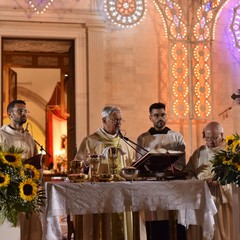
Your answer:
[101,105,121,119]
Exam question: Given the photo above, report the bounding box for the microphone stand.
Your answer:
[34,139,51,158]
[118,131,148,158]
[34,140,51,185]
[122,136,148,153]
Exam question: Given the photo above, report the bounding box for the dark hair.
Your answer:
[7,100,26,113]
[149,102,166,113]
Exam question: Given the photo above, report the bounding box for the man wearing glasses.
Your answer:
[136,102,186,240]
[0,99,42,240]
[136,102,186,169]
[184,121,232,240]
[75,105,135,175]
[0,99,38,159]
[74,105,135,240]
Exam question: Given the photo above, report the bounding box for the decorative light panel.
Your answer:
[230,4,240,49]
[173,99,189,117]
[192,41,211,118]
[28,0,54,14]
[195,99,211,117]
[193,19,210,41]
[197,5,213,23]
[172,81,189,97]
[144,0,227,119]
[170,21,187,39]
[164,2,183,21]
[171,43,187,61]
[171,41,189,118]
[104,0,147,28]
[193,63,210,80]
[193,45,210,61]
[194,82,211,98]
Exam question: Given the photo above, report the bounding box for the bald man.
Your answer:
[184,121,232,240]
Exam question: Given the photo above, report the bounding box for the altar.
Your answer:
[43,179,217,240]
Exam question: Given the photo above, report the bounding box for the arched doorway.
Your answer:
[2,38,76,172]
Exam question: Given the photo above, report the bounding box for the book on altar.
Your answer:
[132,149,185,175]
[24,154,43,169]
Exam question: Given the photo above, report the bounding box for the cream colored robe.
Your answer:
[0,124,42,240]
[74,128,136,240]
[136,128,186,236]
[75,127,136,174]
[184,142,233,240]
[0,125,38,158]
[136,129,186,170]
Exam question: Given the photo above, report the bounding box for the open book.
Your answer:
[132,151,185,176]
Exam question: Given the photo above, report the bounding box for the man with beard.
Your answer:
[0,99,42,240]
[136,102,186,240]
[0,99,38,158]
[136,102,185,170]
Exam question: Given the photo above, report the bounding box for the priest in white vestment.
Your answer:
[74,105,135,240]
[184,121,232,240]
[136,102,186,240]
[0,99,42,240]
[136,102,185,170]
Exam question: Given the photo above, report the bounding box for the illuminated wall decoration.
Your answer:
[191,0,228,118]
[28,0,54,14]
[153,0,228,119]
[230,3,240,50]
[104,0,147,28]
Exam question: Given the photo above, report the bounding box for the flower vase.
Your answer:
[0,219,20,240]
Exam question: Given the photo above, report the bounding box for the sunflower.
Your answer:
[212,133,240,186]
[0,173,10,187]
[21,164,40,181]
[0,152,22,167]
[234,162,240,171]
[19,178,37,201]
[232,140,240,153]
[222,157,232,165]
[226,135,235,150]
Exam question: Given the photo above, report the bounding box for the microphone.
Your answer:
[117,130,148,156]
[25,123,29,132]
[117,130,128,140]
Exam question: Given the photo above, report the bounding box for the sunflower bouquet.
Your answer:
[0,146,45,226]
[211,133,240,186]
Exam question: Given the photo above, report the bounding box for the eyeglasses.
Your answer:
[109,118,125,124]
[205,136,220,142]
[12,109,30,115]
[151,113,167,118]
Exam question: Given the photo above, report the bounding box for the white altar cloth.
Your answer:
[43,179,217,240]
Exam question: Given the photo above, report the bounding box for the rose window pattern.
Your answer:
[230,4,240,49]
[104,0,147,27]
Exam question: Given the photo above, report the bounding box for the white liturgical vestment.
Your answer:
[184,142,232,240]
[0,124,38,158]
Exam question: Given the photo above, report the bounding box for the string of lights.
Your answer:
[28,0,54,14]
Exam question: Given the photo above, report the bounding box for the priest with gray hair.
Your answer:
[73,105,135,240]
